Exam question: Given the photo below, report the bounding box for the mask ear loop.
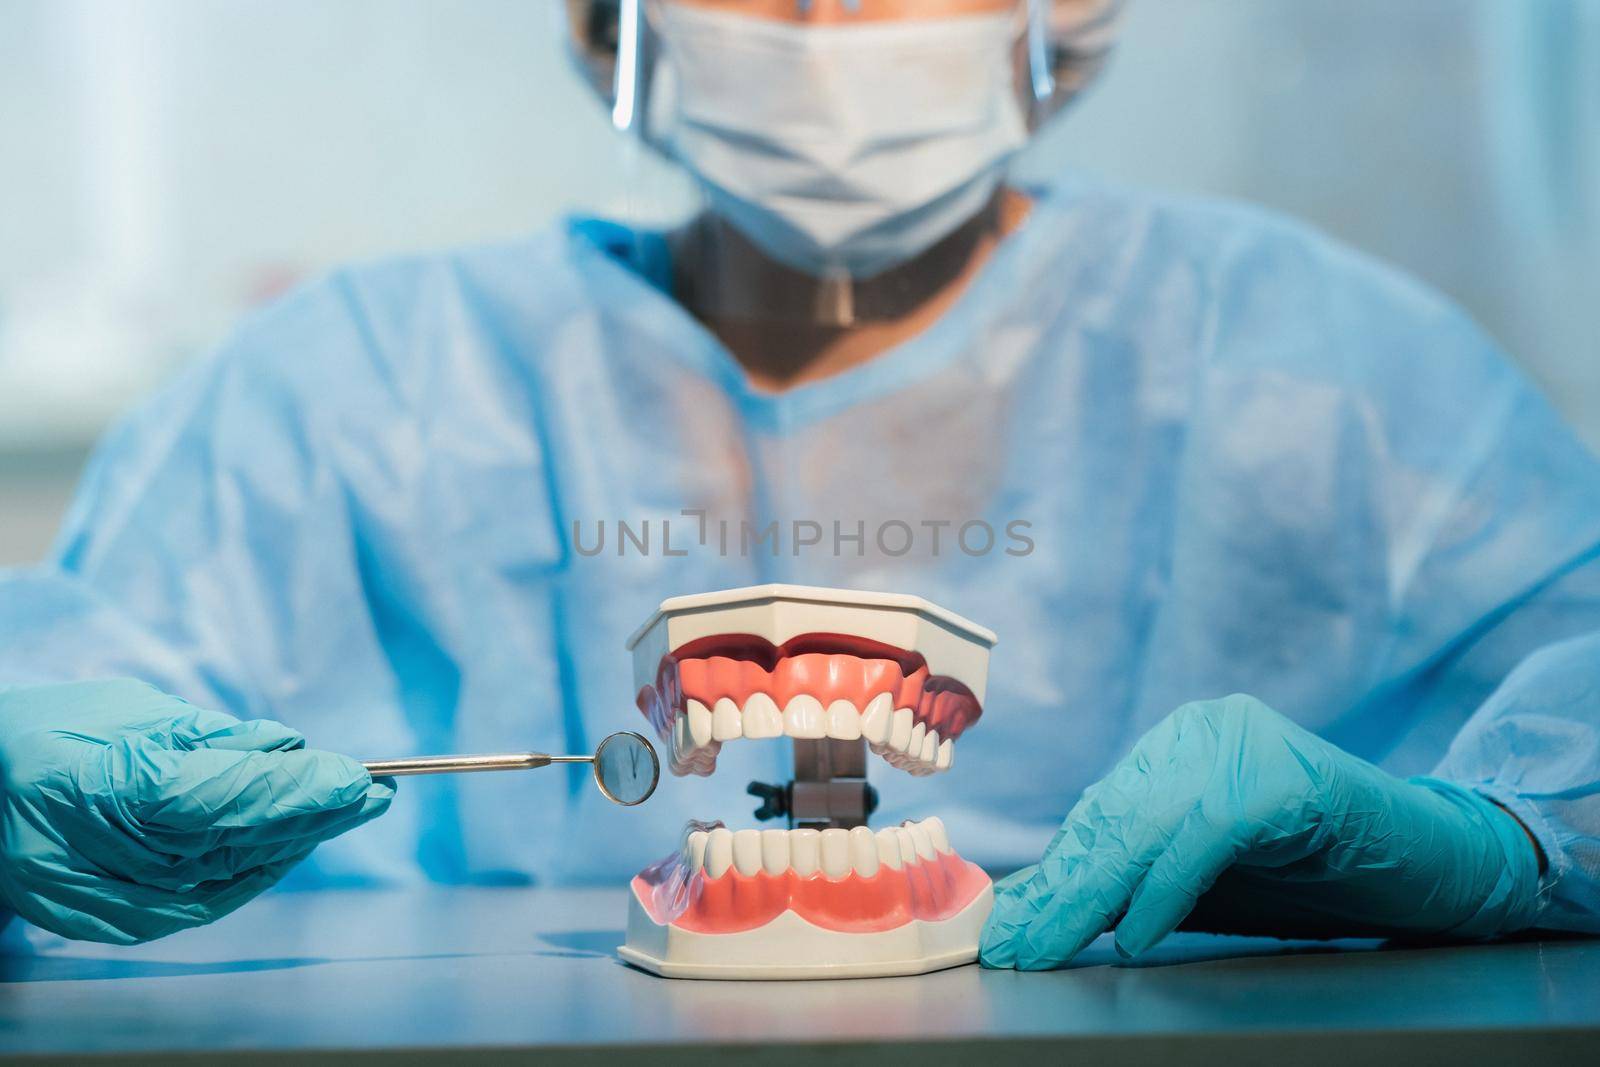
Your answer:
[607,0,673,290]
[611,0,655,137]
[1026,0,1058,123]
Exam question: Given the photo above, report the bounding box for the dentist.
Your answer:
[0,0,1594,962]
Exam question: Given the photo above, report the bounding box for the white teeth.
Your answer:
[861,693,893,744]
[889,707,914,752]
[706,828,734,879]
[669,706,719,778]
[668,713,713,780]
[892,826,917,867]
[783,694,827,739]
[863,708,950,777]
[690,822,950,879]
[760,828,790,875]
[863,699,942,776]
[687,699,714,748]
[732,828,763,877]
[712,697,742,741]
[742,692,783,739]
[923,816,951,855]
[907,727,939,777]
[876,828,903,870]
[672,689,951,779]
[790,828,821,876]
[849,825,879,878]
[826,699,862,740]
[684,830,709,872]
[820,828,851,880]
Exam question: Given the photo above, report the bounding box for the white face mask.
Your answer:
[649,4,1030,279]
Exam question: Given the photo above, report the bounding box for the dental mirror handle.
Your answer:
[361,731,659,805]
[361,753,590,777]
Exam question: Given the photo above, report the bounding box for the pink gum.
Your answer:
[682,654,917,714]
[674,653,980,741]
[634,850,990,934]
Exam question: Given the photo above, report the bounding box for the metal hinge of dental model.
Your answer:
[746,738,879,831]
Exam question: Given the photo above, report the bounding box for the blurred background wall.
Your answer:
[2,0,1597,565]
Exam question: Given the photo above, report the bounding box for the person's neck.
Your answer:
[671,188,1033,392]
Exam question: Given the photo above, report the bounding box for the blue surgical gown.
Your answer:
[2,171,1598,932]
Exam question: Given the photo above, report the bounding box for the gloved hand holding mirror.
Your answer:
[0,679,659,946]
[0,679,393,945]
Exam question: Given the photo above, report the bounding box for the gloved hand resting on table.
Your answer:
[0,679,392,945]
[980,694,1543,969]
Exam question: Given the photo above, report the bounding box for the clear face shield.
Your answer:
[566,0,1123,329]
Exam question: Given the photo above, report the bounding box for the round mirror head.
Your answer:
[593,731,660,806]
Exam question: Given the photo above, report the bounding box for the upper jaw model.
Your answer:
[619,584,997,980]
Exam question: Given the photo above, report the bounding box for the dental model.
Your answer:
[619,584,997,980]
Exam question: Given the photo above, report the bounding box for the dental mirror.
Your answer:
[361,730,660,807]
[590,731,660,805]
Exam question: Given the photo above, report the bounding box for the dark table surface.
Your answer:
[2,886,1596,1064]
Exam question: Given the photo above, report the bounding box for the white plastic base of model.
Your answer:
[618,881,994,981]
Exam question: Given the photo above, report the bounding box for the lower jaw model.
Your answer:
[619,585,997,980]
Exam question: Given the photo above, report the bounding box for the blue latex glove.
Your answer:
[0,679,393,944]
[980,695,1543,969]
